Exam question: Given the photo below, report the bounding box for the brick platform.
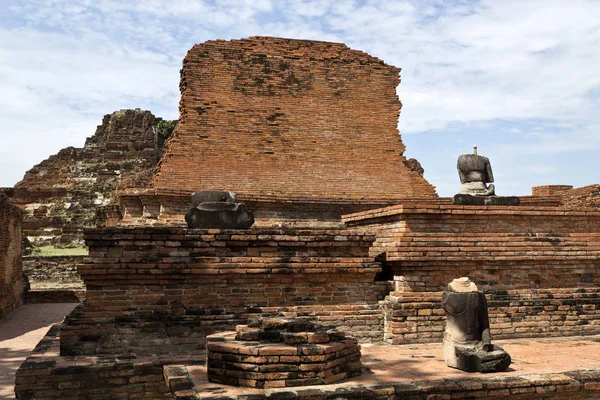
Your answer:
[344,204,600,292]
[206,318,361,388]
[15,324,202,400]
[168,334,600,399]
[382,288,600,345]
[59,227,388,356]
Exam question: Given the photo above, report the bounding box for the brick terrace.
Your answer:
[171,334,600,399]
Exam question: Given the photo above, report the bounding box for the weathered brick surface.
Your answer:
[23,255,84,286]
[22,255,86,303]
[175,363,600,399]
[343,203,600,344]
[560,184,600,208]
[345,204,600,292]
[59,227,387,356]
[117,189,442,228]
[0,193,24,318]
[532,184,600,208]
[15,324,196,400]
[25,288,85,304]
[151,37,435,201]
[206,320,361,388]
[532,185,574,197]
[383,288,600,345]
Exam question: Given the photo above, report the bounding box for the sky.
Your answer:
[1,0,599,196]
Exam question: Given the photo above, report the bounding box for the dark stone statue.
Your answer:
[453,147,519,206]
[185,191,254,229]
[442,277,511,373]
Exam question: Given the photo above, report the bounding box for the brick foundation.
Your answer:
[532,184,600,208]
[117,189,441,228]
[59,227,387,356]
[345,204,600,292]
[23,255,84,286]
[172,365,600,399]
[15,325,199,400]
[0,193,24,318]
[25,288,85,303]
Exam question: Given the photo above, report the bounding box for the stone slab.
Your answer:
[453,194,520,206]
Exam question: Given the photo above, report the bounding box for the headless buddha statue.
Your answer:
[457,146,495,196]
[442,277,511,373]
[453,147,520,205]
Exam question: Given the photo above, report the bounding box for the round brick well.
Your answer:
[206,317,362,388]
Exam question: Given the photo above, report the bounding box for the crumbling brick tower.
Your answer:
[154,36,435,199]
[119,37,437,226]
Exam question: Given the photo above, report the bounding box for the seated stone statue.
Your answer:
[457,148,495,196]
[442,277,511,373]
[453,147,519,205]
[185,190,254,229]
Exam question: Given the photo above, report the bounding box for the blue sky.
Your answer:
[1,0,599,196]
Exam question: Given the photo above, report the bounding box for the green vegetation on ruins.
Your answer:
[157,119,177,139]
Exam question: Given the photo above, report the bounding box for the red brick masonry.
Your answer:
[152,37,435,200]
[206,318,361,388]
[343,203,600,344]
[59,227,388,356]
[0,193,24,318]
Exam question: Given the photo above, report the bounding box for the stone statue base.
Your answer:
[443,339,512,373]
[453,194,520,206]
[184,191,255,229]
[185,202,254,229]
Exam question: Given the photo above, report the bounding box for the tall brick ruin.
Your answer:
[0,193,23,318]
[119,37,437,227]
[155,37,434,199]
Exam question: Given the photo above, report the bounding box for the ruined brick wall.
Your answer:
[383,288,600,345]
[0,193,24,317]
[152,37,436,200]
[16,325,174,400]
[11,109,161,247]
[344,203,600,344]
[117,190,441,228]
[345,204,600,292]
[531,185,574,196]
[23,255,84,286]
[531,184,600,208]
[559,184,600,208]
[60,227,388,355]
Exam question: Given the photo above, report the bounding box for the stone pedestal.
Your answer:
[184,190,254,229]
[453,194,520,206]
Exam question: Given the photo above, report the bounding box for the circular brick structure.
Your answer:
[206,318,362,389]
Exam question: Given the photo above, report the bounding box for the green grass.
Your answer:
[33,246,89,256]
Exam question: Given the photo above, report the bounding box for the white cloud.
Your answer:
[1,0,599,196]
